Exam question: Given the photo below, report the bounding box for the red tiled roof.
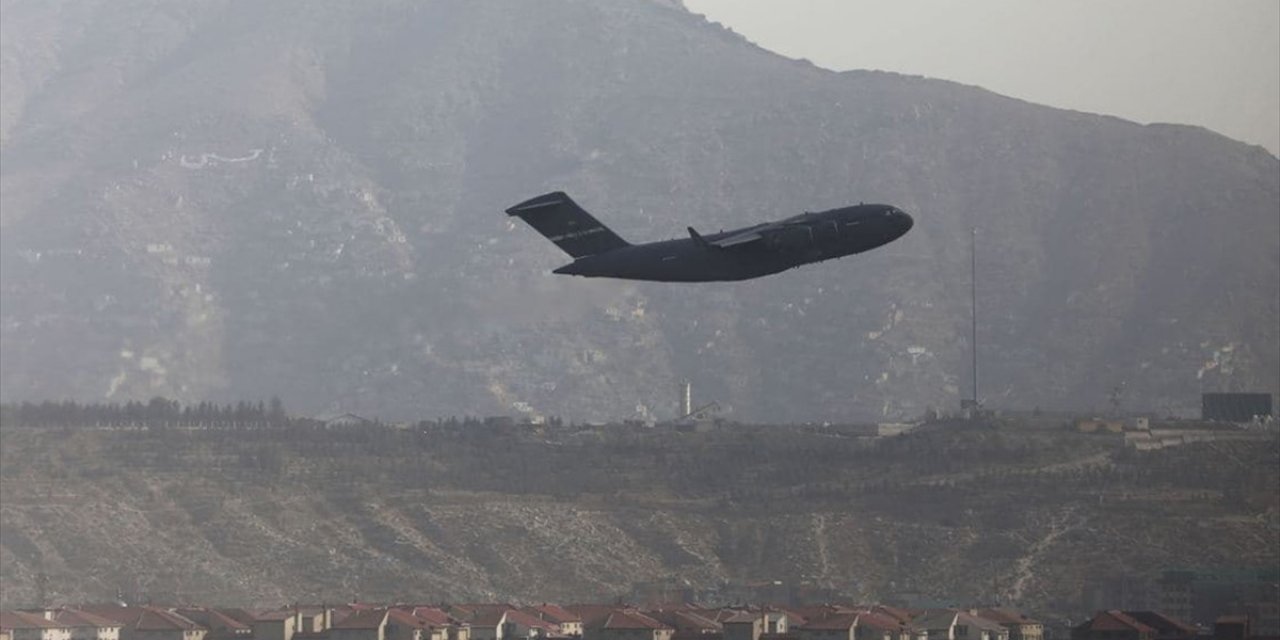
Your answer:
[565,606,628,629]
[870,607,916,625]
[456,605,513,616]
[1,612,23,630]
[955,612,1006,634]
[523,605,582,625]
[504,609,557,631]
[386,609,434,630]
[677,611,721,630]
[786,607,844,625]
[2,612,66,630]
[453,605,513,628]
[603,611,672,631]
[1122,612,1196,637]
[658,611,722,633]
[408,608,457,627]
[1082,612,1156,634]
[70,606,142,626]
[857,613,905,633]
[213,610,258,627]
[913,610,958,631]
[703,611,743,624]
[135,608,204,632]
[57,610,125,629]
[174,609,251,633]
[333,610,387,630]
[469,610,508,628]
[801,614,858,631]
[977,609,1038,627]
[722,613,758,625]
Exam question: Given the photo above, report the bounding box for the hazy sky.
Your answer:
[684,1,1280,156]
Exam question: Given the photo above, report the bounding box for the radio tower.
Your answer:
[969,227,981,414]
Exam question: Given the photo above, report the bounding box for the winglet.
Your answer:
[687,226,710,249]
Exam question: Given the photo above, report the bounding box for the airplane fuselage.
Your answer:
[506,192,912,283]
[553,204,912,282]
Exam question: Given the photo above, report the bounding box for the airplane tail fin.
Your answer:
[506,191,631,258]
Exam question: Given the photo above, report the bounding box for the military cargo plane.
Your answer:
[506,191,912,282]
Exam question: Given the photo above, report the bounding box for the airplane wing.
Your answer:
[709,230,765,248]
[689,223,778,249]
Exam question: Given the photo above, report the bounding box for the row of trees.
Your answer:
[0,399,579,430]
[0,397,289,428]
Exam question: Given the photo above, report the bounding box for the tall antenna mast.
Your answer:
[971,227,979,408]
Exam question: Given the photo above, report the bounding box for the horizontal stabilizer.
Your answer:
[506,191,630,258]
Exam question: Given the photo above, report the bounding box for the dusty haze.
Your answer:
[686,0,1280,156]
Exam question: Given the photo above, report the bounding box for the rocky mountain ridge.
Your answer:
[1,0,1277,421]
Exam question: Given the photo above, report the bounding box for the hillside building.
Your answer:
[797,614,859,640]
[974,610,1041,640]
[597,611,673,640]
[914,611,1007,640]
[171,610,248,640]
[1070,611,1195,640]
[1071,611,1155,640]
[53,611,122,640]
[252,612,296,640]
[522,606,582,638]
[294,608,333,635]
[330,609,388,640]
[128,609,207,640]
[0,612,72,640]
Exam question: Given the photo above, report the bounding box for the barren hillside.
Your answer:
[2,418,1276,610]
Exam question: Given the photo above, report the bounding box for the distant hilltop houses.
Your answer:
[1,603,1275,640]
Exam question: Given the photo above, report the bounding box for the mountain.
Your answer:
[1,0,1277,421]
[2,419,1277,608]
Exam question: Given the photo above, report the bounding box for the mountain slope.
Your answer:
[1,421,1277,608]
[1,0,1277,421]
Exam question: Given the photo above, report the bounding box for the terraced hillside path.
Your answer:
[813,513,832,581]
[915,450,1115,488]
[1004,508,1082,603]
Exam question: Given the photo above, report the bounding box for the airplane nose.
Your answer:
[895,209,913,236]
